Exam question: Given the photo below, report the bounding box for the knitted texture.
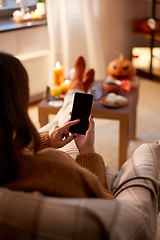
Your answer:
[1,132,113,199]
[39,131,51,150]
[76,153,107,189]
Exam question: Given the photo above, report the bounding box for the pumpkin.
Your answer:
[107,52,137,80]
[139,18,158,34]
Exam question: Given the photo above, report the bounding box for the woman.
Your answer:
[0,51,113,199]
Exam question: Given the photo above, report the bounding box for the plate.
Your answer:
[49,100,63,107]
[100,95,128,108]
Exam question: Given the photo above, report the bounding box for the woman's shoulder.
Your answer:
[37,147,73,160]
[23,147,76,167]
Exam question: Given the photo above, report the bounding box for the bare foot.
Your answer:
[74,56,85,80]
[83,69,95,92]
[68,56,85,91]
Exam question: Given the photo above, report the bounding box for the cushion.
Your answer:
[0,142,159,240]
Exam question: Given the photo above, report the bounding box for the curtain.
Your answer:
[46,0,106,86]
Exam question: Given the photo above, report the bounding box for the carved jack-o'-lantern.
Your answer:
[107,52,137,80]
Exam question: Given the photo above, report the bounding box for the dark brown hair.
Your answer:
[0,51,40,183]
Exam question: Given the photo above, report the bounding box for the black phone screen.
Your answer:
[69,92,93,135]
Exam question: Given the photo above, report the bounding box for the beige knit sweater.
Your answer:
[1,132,113,199]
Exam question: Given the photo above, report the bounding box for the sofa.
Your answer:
[0,142,160,240]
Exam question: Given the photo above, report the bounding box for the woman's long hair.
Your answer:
[0,51,41,183]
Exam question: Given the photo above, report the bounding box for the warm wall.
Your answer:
[97,0,151,64]
[0,26,49,100]
[0,25,49,56]
[0,0,154,97]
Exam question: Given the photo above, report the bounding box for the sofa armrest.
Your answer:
[0,143,159,239]
[105,167,119,192]
[0,185,157,240]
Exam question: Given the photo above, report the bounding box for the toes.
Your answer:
[83,69,95,92]
[74,56,85,70]
[83,69,95,81]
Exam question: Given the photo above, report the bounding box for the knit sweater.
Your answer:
[1,132,113,199]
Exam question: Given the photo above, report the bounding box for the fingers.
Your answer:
[62,129,69,139]
[49,125,59,138]
[89,114,93,122]
[61,134,75,146]
[56,119,80,147]
[53,125,60,131]
[88,114,95,132]
[61,118,80,131]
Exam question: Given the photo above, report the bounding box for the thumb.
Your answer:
[88,114,94,131]
[61,134,75,147]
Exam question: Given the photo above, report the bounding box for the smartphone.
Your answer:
[69,92,93,135]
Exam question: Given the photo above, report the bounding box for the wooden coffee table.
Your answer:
[38,81,139,170]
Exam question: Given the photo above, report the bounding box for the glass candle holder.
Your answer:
[121,80,131,92]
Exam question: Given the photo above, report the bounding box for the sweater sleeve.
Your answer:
[26,132,51,151]
[4,148,113,199]
[76,153,111,195]
[39,131,51,150]
[26,131,50,151]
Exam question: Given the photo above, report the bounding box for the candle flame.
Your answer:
[56,61,60,68]
[35,9,39,14]
[65,79,70,84]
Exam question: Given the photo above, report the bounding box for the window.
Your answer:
[1,0,37,9]
[0,0,37,18]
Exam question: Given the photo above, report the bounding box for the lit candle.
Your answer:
[23,12,32,20]
[13,10,24,22]
[60,79,71,94]
[31,9,42,19]
[121,80,131,92]
[53,61,64,85]
[50,85,61,97]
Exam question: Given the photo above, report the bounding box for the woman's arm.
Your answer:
[28,119,80,151]
[76,153,113,199]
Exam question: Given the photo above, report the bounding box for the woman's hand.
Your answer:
[74,115,95,154]
[49,119,80,148]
